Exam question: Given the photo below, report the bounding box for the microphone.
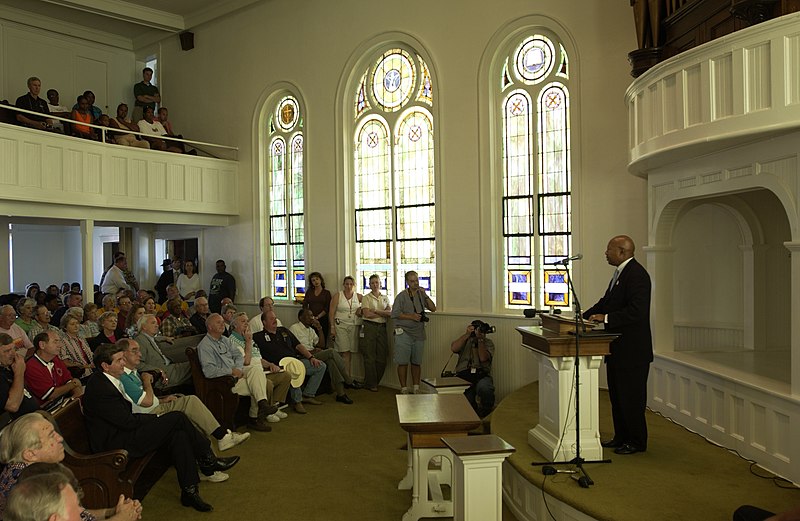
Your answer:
[541,465,577,475]
[558,253,583,264]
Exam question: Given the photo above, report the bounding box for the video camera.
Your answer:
[470,319,495,335]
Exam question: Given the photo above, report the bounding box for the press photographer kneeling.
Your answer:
[448,320,495,418]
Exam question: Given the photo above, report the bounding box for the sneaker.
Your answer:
[412,385,420,394]
[302,396,323,405]
[275,409,288,419]
[266,414,281,423]
[200,471,229,483]
[218,430,251,452]
[400,387,409,395]
[292,402,307,414]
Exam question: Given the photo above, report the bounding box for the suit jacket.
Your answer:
[82,371,157,454]
[583,258,653,367]
[133,332,169,373]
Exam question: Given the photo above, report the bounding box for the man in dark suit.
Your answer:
[82,343,239,512]
[584,235,653,455]
[155,258,180,304]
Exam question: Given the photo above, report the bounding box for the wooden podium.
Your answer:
[517,315,617,461]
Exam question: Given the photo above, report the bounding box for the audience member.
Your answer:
[14,77,55,130]
[0,415,142,521]
[70,95,97,140]
[80,303,100,339]
[13,298,36,335]
[158,284,189,316]
[83,343,238,512]
[176,260,201,304]
[189,296,211,334]
[89,311,122,351]
[25,331,83,405]
[100,253,131,296]
[0,333,39,419]
[160,299,196,338]
[300,271,332,347]
[255,310,328,413]
[26,305,57,342]
[124,303,145,338]
[155,258,181,304]
[197,314,279,431]
[98,294,116,314]
[133,314,192,389]
[228,312,290,422]
[208,260,236,314]
[109,103,149,148]
[118,338,249,457]
[0,305,34,356]
[132,67,160,123]
[50,291,82,327]
[221,303,237,336]
[138,106,181,152]
[58,314,93,380]
[329,276,363,377]
[71,91,101,121]
[359,273,391,391]
[248,296,281,333]
[116,294,133,333]
[45,89,70,133]
[157,106,175,135]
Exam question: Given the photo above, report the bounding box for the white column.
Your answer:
[0,218,11,294]
[80,220,94,302]
[643,245,674,354]
[741,244,767,350]
[783,241,800,395]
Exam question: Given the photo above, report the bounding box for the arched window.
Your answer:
[268,95,305,300]
[501,34,571,309]
[353,47,436,299]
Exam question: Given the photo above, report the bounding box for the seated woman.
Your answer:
[125,303,146,338]
[13,298,35,335]
[159,298,196,338]
[70,95,98,141]
[0,413,142,521]
[88,311,124,351]
[80,303,100,340]
[58,314,93,380]
[26,305,57,342]
[176,260,201,306]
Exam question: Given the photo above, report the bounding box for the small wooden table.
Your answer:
[421,376,471,395]
[397,394,481,521]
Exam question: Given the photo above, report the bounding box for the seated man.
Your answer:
[221,303,237,336]
[25,331,83,406]
[45,89,70,133]
[83,343,239,512]
[157,107,190,153]
[248,297,281,333]
[133,314,192,389]
[190,296,211,334]
[254,310,328,413]
[118,338,249,461]
[5,470,81,521]
[157,285,189,317]
[197,314,278,431]
[449,320,495,418]
[137,106,182,153]
[0,333,39,419]
[0,414,142,521]
[289,308,358,403]
[109,103,149,148]
[14,77,55,131]
[50,291,82,327]
[160,298,196,338]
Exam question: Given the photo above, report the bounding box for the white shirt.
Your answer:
[137,119,167,136]
[176,273,202,300]
[289,322,318,349]
[100,265,130,295]
[249,313,282,334]
[362,292,390,324]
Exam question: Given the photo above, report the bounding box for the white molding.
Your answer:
[40,0,184,32]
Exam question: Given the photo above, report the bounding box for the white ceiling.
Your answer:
[0,0,264,49]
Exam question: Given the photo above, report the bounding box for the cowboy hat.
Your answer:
[280,357,306,388]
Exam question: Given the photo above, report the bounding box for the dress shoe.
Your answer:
[247,417,272,431]
[336,394,354,404]
[181,485,213,512]
[344,380,363,390]
[199,455,239,476]
[614,443,645,455]
[212,455,240,471]
[292,403,307,414]
[257,400,279,419]
[601,438,623,448]
[302,396,323,405]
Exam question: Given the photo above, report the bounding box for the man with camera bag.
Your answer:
[449,320,495,418]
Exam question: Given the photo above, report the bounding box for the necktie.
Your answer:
[609,269,620,292]
[150,337,171,365]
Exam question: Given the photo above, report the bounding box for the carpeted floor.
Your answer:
[491,382,800,521]
[140,387,520,520]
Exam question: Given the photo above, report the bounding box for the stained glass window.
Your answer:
[501,33,571,308]
[268,95,305,301]
[354,48,436,299]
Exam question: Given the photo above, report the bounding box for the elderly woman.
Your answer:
[26,305,58,341]
[13,298,35,335]
[58,314,93,379]
[125,303,146,338]
[99,294,116,315]
[328,276,363,376]
[80,303,100,340]
[160,299,196,338]
[0,413,142,521]
[88,311,123,351]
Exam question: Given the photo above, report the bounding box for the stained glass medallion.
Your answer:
[277,96,299,131]
[515,35,555,84]
[372,50,416,111]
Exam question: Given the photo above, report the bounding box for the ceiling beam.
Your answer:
[39,0,185,32]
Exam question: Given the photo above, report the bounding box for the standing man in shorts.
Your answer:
[391,271,436,394]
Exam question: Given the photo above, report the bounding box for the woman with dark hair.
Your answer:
[24,283,39,299]
[176,260,201,305]
[125,303,146,338]
[300,272,332,347]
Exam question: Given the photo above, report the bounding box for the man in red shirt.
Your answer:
[25,331,83,405]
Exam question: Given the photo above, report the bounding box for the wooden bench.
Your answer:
[186,346,241,429]
[50,398,166,508]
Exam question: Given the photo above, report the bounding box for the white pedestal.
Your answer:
[444,435,515,521]
[527,353,604,461]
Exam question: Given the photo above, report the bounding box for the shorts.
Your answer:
[333,322,359,353]
[393,331,425,366]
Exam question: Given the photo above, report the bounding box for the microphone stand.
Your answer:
[531,258,611,488]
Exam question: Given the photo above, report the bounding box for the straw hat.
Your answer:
[280,357,306,388]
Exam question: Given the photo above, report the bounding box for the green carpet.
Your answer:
[491,382,799,521]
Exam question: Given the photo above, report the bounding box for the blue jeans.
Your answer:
[289,358,327,402]
[464,375,495,417]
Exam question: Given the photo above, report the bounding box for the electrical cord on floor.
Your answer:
[647,407,799,490]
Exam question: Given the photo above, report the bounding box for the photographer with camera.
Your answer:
[449,320,495,418]
[391,271,436,395]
